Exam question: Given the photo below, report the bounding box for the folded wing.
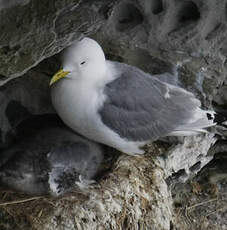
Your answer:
[99,63,202,141]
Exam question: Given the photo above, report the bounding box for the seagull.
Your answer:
[50,37,226,155]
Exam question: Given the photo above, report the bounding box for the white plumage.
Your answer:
[50,37,223,155]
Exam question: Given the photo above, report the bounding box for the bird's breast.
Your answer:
[51,80,106,138]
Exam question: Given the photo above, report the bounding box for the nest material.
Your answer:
[0,144,172,230]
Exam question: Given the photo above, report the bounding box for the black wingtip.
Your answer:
[213,112,227,125]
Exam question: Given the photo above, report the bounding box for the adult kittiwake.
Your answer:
[50,37,226,155]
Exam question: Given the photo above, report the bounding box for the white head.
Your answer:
[50,37,107,86]
[63,37,106,81]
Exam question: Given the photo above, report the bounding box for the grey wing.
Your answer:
[99,63,200,141]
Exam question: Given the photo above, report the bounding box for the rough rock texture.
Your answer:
[0,0,107,81]
[0,69,53,148]
[0,55,61,148]
[0,0,227,229]
[95,0,227,108]
[172,145,227,230]
[159,134,216,182]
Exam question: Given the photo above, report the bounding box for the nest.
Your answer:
[0,143,172,230]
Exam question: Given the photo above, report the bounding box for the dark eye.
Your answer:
[80,61,86,65]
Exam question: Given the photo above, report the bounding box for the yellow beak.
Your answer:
[49,69,70,86]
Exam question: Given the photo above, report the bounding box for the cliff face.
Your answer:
[0,0,226,229]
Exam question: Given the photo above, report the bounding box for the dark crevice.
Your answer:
[1,45,21,55]
[170,221,174,230]
[178,1,200,23]
[166,168,187,186]
[113,3,143,32]
[226,2,227,21]
[171,169,187,182]
[213,100,227,111]
[151,0,163,15]
[5,100,31,127]
[0,74,8,81]
[99,3,113,20]
[189,161,201,172]
[196,154,204,160]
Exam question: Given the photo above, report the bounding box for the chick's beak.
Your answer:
[49,69,70,86]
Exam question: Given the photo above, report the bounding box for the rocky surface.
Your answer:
[159,134,216,183]
[0,0,227,229]
[0,0,107,80]
[172,145,227,230]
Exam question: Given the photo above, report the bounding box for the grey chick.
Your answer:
[0,114,104,196]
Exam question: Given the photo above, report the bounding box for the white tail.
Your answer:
[169,109,223,136]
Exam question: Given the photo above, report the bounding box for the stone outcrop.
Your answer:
[0,0,227,229]
[0,0,107,80]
